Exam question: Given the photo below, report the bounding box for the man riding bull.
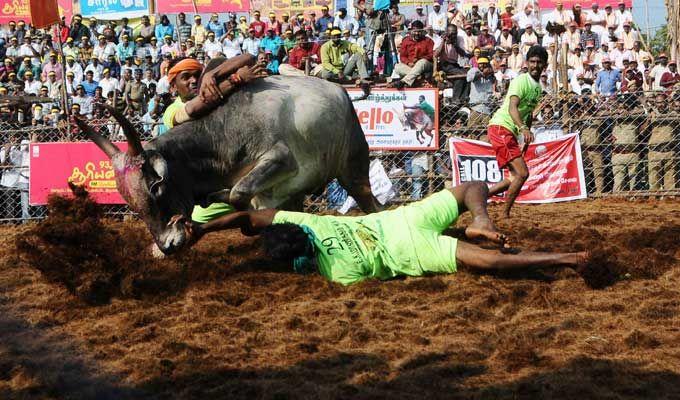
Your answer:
[161,55,268,223]
[180,182,588,285]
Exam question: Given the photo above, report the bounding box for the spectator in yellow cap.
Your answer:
[204,31,224,59]
[320,28,370,82]
[193,14,208,44]
[262,12,279,36]
[45,69,62,99]
[5,37,19,60]
[316,5,334,34]
[117,33,135,62]
[0,58,15,81]
[18,56,39,81]
[42,51,63,81]
[61,35,79,60]
[69,14,90,45]
[208,13,225,38]
[98,67,118,97]
[281,12,291,33]
[250,11,266,38]
[65,54,84,85]
[18,35,41,66]
[23,70,41,94]
[94,34,116,63]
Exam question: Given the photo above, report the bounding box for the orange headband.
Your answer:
[167,58,203,83]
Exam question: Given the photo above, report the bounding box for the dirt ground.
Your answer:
[1,191,680,400]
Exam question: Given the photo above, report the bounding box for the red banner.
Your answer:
[537,0,632,10]
[30,0,59,29]
[156,0,249,14]
[0,0,71,24]
[29,142,130,205]
[449,133,587,203]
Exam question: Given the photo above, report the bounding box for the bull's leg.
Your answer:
[229,142,298,210]
[339,143,381,214]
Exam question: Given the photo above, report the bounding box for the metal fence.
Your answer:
[1,90,679,222]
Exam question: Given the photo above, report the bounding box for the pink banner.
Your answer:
[449,133,587,203]
[156,0,249,14]
[29,142,130,205]
[0,0,71,24]
[537,0,632,10]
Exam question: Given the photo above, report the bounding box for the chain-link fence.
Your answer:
[1,90,679,223]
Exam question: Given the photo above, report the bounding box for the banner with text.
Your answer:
[0,0,72,28]
[80,0,149,20]
[449,133,587,203]
[348,88,439,151]
[29,142,131,205]
[249,0,333,19]
[537,0,631,10]
[156,0,249,14]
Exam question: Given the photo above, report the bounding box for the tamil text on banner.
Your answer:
[156,0,249,14]
[80,0,149,20]
[249,0,333,19]
[347,88,439,151]
[449,133,586,203]
[537,0,631,10]
[29,142,131,205]
[0,0,30,24]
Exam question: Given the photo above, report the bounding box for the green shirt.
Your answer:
[489,73,542,135]
[162,97,184,130]
[419,101,435,120]
[283,38,296,51]
[320,40,365,74]
[272,211,416,286]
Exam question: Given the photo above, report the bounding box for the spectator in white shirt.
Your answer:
[604,4,619,31]
[22,71,41,94]
[221,30,243,58]
[242,29,261,57]
[614,2,633,34]
[203,32,224,58]
[548,1,572,26]
[428,2,448,34]
[98,68,119,97]
[512,4,539,33]
[648,53,669,91]
[585,3,607,40]
[520,24,538,54]
[84,56,103,81]
[65,55,83,85]
[609,40,631,70]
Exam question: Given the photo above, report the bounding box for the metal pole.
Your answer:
[643,0,651,43]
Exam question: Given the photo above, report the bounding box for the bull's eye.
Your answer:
[149,178,165,198]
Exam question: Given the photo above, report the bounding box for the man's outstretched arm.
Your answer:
[188,209,278,243]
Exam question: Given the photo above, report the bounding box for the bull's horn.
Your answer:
[102,103,144,157]
[74,115,121,158]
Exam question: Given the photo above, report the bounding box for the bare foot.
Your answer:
[465,217,509,248]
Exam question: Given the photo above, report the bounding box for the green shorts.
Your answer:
[374,189,460,276]
[191,202,236,224]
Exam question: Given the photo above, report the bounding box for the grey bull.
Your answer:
[76,76,380,254]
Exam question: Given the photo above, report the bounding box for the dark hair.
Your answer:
[526,45,548,64]
[260,223,308,261]
[411,20,424,30]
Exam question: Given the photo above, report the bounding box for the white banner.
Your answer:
[347,88,439,151]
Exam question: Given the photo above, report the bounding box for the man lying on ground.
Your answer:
[177,182,587,285]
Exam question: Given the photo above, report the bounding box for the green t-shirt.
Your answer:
[162,97,184,131]
[272,211,416,286]
[419,101,435,120]
[489,73,542,135]
[272,190,461,286]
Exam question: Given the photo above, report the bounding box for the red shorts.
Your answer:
[488,125,522,169]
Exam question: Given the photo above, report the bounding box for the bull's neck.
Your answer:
[148,122,238,196]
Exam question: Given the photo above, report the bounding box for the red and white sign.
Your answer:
[347,88,439,151]
[449,133,587,203]
[29,142,130,205]
[538,0,631,9]
[156,0,249,14]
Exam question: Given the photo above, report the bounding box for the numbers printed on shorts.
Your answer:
[458,155,503,184]
[321,237,345,255]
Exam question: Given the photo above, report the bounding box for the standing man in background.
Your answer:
[487,45,548,219]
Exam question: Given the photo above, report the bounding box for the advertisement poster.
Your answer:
[0,0,30,24]
[249,0,333,18]
[449,133,587,203]
[156,0,249,14]
[347,88,439,151]
[29,142,130,205]
[80,0,149,20]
